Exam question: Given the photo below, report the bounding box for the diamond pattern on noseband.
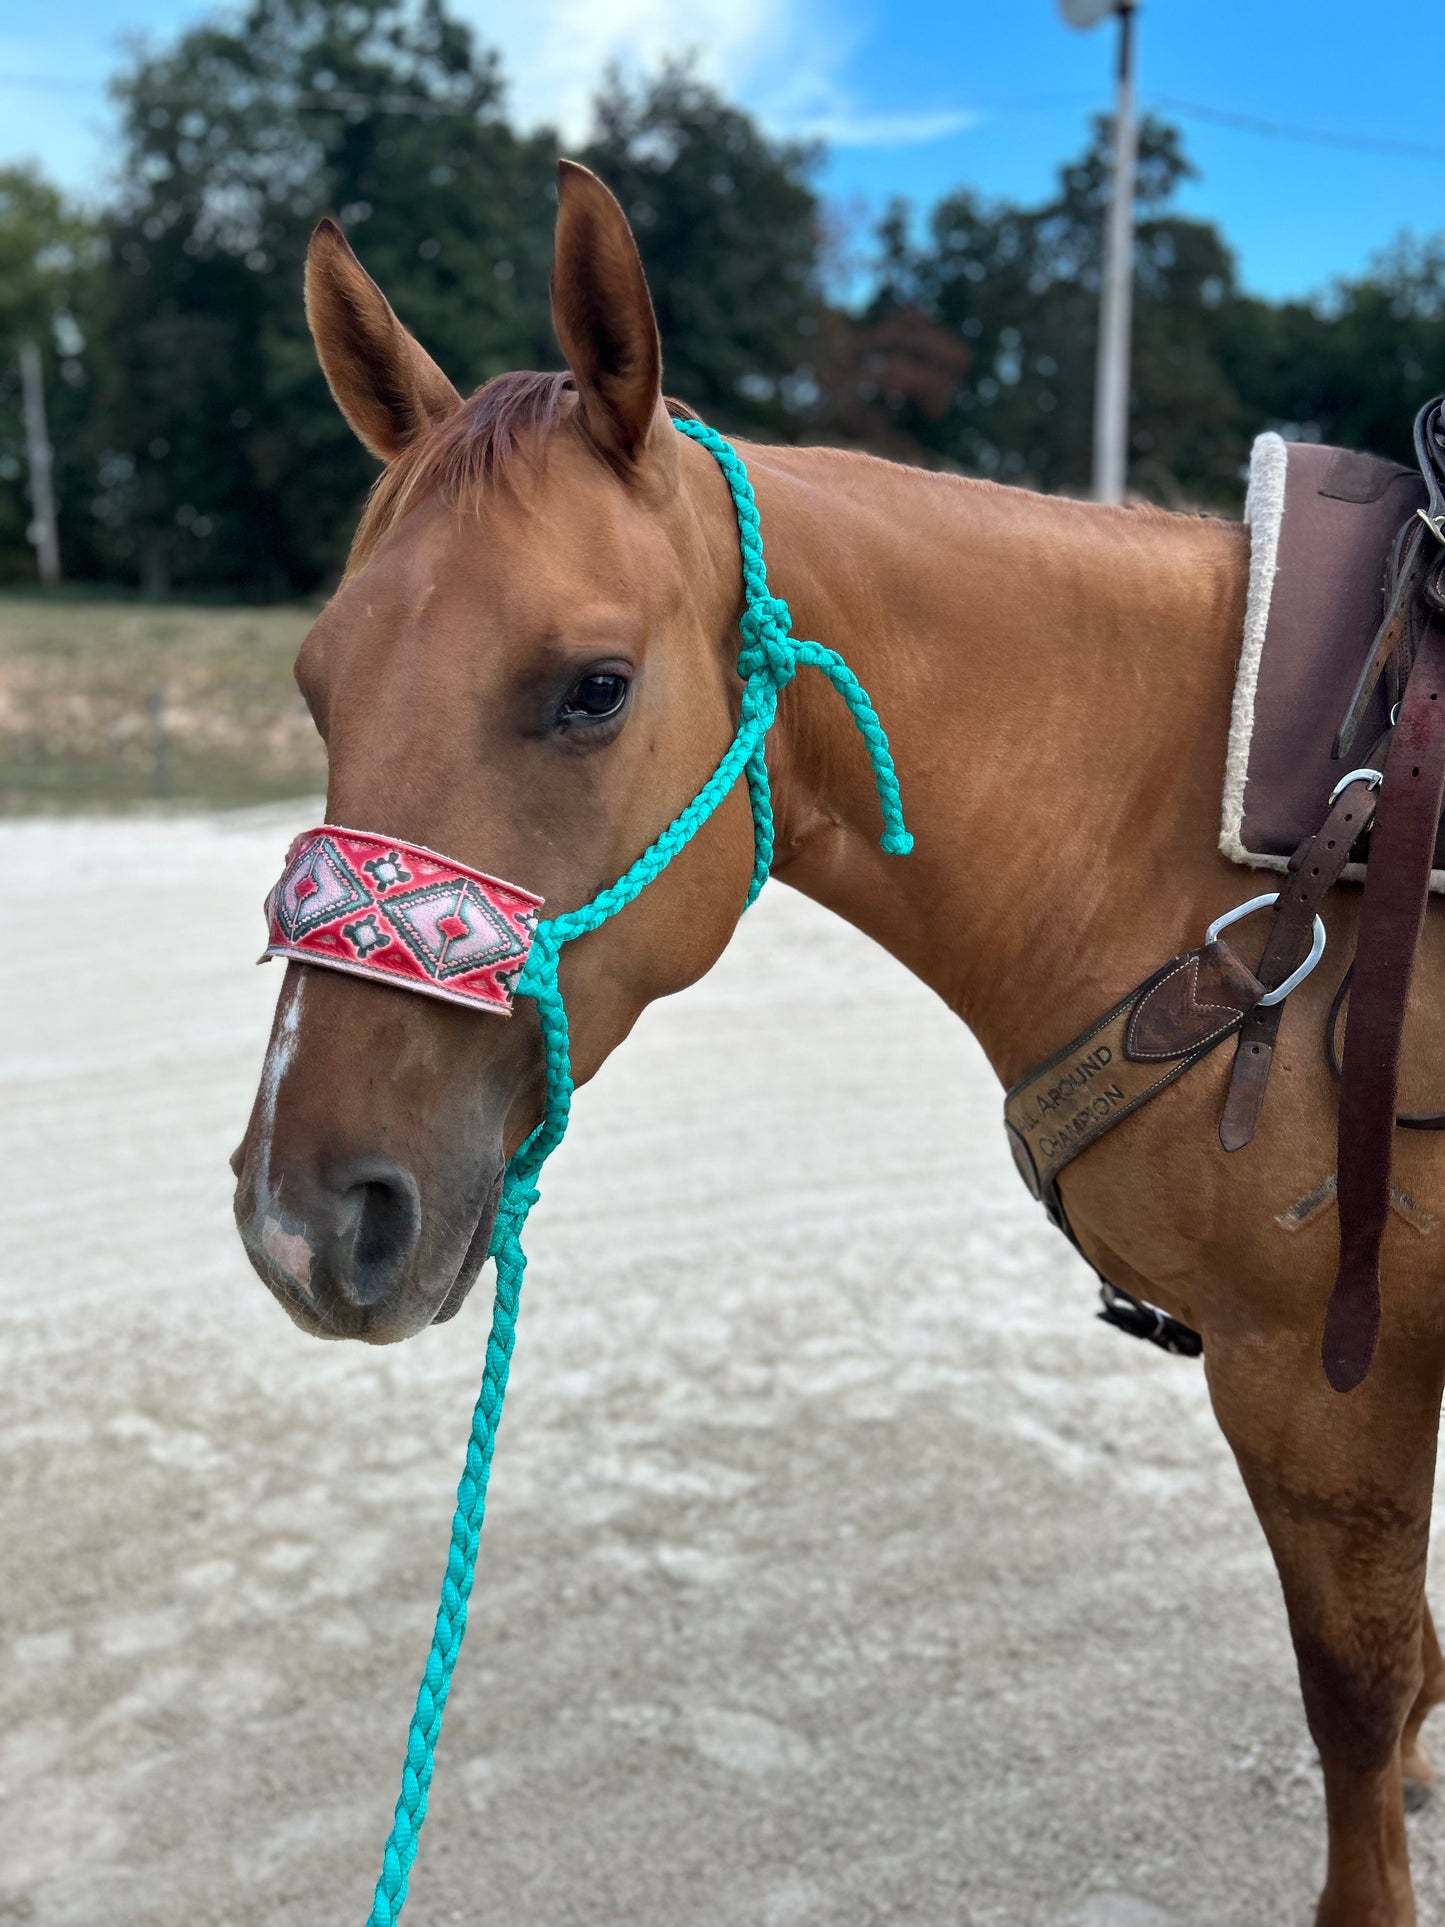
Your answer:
[272,834,370,941]
[387,880,530,981]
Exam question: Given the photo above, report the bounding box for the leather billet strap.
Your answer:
[1218,773,1381,1152]
[1005,937,1265,1201]
[1325,610,1445,1392]
[264,826,543,1015]
[1320,399,1445,1392]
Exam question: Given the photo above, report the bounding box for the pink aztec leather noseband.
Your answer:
[264,826,543,1015]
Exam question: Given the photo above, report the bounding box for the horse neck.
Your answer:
[739,443,1251,1082]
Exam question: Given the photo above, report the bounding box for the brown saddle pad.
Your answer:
[1220,435,1437,884]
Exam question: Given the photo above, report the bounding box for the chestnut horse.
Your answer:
[233,162,1445,1924]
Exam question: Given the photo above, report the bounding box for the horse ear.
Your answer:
[304,218,460,461]
[551,161,664,473]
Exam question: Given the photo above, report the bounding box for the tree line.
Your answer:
[1,0,1442,598]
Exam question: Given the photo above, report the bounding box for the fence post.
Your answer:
[148,688,170,798]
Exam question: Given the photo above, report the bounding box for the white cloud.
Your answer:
[476,0,791,144]
[472,0,977,153]
[789,107,982,148]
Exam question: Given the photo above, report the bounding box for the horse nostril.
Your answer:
[329,1157,422,1308]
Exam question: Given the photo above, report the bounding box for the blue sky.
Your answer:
[1,0,1437,299]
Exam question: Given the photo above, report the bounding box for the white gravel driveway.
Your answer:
[4,805,1444,1927]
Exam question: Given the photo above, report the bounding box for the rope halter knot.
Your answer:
[737,594,798,687]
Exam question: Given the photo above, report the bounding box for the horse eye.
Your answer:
[558,671,630,726]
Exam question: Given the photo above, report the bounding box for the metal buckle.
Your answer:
[1329,766,1383,805]
[1205,892,1327,1008]
[1417,507,1445,546]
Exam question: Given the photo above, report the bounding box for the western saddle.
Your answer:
[1005,396,1445,1391]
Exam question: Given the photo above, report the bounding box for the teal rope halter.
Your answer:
[365,417,912,1925]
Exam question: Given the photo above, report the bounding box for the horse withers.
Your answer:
[232,161,1445,1925]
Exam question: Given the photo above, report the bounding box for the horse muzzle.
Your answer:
[238,823,547,1342]
[235,1138,506,1343]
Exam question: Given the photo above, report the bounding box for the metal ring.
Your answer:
[1329,766,1383,805]
[1391,701,1402,726]
[1205,891,1327,1007]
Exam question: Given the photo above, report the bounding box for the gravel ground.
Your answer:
[5,805,1445,1927]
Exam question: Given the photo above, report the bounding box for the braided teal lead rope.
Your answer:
[365,418,911,1926]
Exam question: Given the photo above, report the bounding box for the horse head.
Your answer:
[232,163,761,1341]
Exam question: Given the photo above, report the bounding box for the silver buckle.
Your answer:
[1418,507,1445,546]
[1328,766,1383,805]
[1205,892,1326,1007]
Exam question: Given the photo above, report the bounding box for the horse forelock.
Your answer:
[346,371,699,577]
[346,369,577,575]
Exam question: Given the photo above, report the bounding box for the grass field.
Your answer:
[0,593,326,811]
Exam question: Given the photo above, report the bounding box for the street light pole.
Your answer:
[1091,1,1138,505]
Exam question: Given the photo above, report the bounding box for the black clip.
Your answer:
[1097,1282,1203,1358]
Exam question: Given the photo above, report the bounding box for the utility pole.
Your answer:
[18,339,61,587]
[1059,0,1139,504]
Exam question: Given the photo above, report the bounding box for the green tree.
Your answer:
[1222,237,1445,465]
[834,116,1248,504]
[92,25,831,593]
[17,36,1445,597]
[96,0,557,593]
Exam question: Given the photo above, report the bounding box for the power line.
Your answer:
[1156,94,1445,164]
[0,72,493,119]
[0,72,98,94]
[2,67,1444,162]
